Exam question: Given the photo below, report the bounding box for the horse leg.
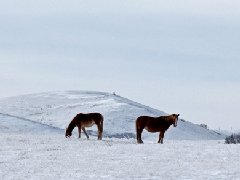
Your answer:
[158,131,164,144]
[78,126,81,138]
[97,122,103,140]
[82,127,89,139]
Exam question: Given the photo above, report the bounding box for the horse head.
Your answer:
[65,128,72,138]
[172,114,180,127]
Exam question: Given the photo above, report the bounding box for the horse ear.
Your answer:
[177,114,180,117]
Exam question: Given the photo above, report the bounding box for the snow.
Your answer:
[0,92,239,179]
[0,114,239,180]
[0,91,224,140]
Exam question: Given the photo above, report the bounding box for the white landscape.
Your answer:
[0,91,239,179]
[1,0,240,179]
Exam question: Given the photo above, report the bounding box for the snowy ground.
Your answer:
[1,114,239,180]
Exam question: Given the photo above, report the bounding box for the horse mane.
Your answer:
[158,114,176,124]
[66,118,77,133]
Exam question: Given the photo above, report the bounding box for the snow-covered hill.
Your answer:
[0,91,224,140]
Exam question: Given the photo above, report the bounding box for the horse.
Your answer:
[136,114,179,144]
[65,113,104,140]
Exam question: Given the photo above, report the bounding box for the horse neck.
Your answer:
[167,116,175,125]
[160,116,174,125]
[67,120,76,132]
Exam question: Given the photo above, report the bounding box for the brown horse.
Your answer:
[136,114,179,144]
[65,113,104,140]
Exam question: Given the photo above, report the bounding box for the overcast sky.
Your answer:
[1,0,240,131]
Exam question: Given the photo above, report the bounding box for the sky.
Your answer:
[0,0,240,131]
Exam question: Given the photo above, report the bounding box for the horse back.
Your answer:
[76,113,103,127]
[136,115,171,132]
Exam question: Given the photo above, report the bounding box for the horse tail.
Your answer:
[97,114,104,133]
[97,114,104,140]
[135,117,141,135]
[100,115,104,133]
[135,118,138,133]
[135,117,142,141]
[135,116,146,134]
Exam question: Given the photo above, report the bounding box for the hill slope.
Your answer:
[0,91,224,140]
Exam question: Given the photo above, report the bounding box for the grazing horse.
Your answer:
[136,114,179,144]
[65,113,104,140]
